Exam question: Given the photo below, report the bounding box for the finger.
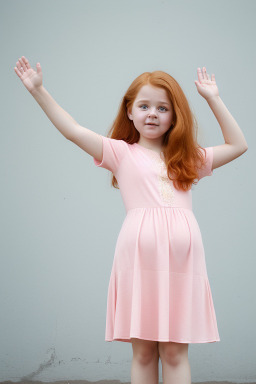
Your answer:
[14,66,22,78]
[203,67,208,80]
[36,62,42,74]
[19,57,27,72]
[16,59,21,70]
[21,56,31,70]
[197,68,203,82]
[17,58,25,73]
[201,67,205,80]
[15,59,24,77]
[211,73,215,82]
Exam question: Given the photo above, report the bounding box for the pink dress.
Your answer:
[93,136,220,344]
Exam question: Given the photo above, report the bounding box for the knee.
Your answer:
[132,339,159,365]
[159,342,188,367]
[134,349,158,365]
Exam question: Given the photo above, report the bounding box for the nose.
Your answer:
[148,108,157,117]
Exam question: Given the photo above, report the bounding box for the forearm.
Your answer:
[30,86,78,139]
[206,96,248,149]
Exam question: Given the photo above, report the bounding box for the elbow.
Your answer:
[236,142,248,154]
[238,145,248,157]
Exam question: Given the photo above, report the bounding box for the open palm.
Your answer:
[195,67,219,100]
[14,56,42,93]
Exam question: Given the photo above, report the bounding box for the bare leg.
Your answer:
[131,338,159,384]
[158,341,191,384]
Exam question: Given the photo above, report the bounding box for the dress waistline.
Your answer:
[127,206,193,212]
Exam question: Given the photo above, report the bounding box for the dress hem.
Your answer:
[105,335,221,344]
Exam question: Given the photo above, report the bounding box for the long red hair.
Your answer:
[106,70,208,191]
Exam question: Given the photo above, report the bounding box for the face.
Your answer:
[127,84,174,147]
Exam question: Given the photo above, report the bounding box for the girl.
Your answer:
[14,56,248,384]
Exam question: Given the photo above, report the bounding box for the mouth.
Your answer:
[146,123,158,126]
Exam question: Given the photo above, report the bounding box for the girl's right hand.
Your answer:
[14,56,43,93]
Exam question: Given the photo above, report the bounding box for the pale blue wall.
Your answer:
[1,0,255,381]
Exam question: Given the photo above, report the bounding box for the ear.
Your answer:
[127,107,133,120]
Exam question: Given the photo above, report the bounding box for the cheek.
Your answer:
[161,114,172,125]
[135,112,146,121]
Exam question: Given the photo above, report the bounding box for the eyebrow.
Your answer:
[136,99,170,106]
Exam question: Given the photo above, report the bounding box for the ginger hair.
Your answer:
[105,70,208,191]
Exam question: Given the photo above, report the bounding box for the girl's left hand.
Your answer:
[195,67,219,101]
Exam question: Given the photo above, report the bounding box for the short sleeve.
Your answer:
[93,135,127,174]
[196,146,214,180]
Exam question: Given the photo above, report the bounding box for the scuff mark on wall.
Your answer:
[19,347,57,381]
[70,357,82,361]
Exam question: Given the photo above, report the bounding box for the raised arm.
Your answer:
[195,67,248,171]
[14,56,103,162]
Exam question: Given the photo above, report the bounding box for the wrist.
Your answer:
[30,85,44,97]
[206,94,221,104]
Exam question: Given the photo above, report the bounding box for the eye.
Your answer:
[139,104,168,111]
[159,106,168,111]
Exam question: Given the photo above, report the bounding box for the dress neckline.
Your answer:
[134,142,164,156]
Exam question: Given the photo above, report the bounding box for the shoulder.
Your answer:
[93,135,132,173]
